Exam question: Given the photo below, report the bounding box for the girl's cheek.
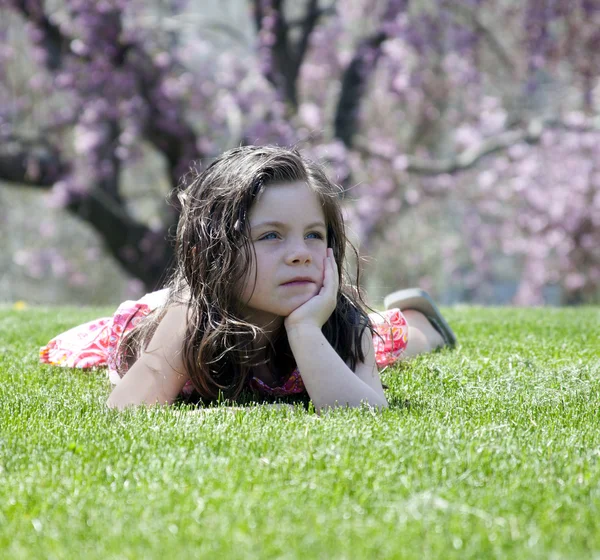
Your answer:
[318,255,327,287]
[317,253,326,274]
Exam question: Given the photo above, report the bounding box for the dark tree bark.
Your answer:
[1,1,209,290]
[0,140,69,186]
[252,0,330,109]
[333,31,388,148]
[333,0,409,150]
[0,136,174,288]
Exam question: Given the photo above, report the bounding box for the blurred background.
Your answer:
[1,0,598,307]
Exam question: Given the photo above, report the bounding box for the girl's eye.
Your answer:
[259,232,279,240]
[258,231,325,241]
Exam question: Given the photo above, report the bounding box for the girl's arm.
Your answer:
[106,304,191,410]
[285,248,388,413]
[286,324,388,413]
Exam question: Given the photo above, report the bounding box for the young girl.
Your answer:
[40,145,456,413]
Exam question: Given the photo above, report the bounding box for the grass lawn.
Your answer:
[1,304,599,559]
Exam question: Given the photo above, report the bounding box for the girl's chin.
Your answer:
[241,290,320,322]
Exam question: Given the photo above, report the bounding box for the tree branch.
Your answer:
[446,2,517,77]
[253,0,332,109]
[0,138,174,289]
[11,0,67,69]
[95,118,123,203]
[5,1,201,281]
[287,4,335,29]
[354,121,538,174]
[252,0,265,36]
[0,138,69,186]
[65,188,174,289]
[293,0,322,79]
[354,118,599,175]
[126,46,203,201]
[333,32,387,147]
[334,0,409,148]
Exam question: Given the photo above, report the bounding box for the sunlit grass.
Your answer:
[1,305,599,559]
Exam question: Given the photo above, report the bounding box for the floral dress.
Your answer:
[40,289,409,398]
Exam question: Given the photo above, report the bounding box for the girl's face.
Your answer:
[239,181,328,329]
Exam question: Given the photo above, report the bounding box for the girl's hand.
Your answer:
[284,248,339,333]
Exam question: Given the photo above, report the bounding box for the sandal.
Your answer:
[383,288,457,347]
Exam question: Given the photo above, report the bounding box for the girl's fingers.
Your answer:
[320,252,332,295]
[325,249,338,295]
[329,249,338,281]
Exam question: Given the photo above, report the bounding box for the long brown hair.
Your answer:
[117,145,372,402]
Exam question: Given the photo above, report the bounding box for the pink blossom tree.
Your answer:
[1,0,598,303]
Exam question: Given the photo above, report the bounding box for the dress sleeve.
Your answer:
[39,289,170,385]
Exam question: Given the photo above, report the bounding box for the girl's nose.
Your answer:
[285,240,312,265]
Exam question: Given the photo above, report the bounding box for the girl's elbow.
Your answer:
[316,396,388,414]
[368,396,389,411]
[357,394,389,411]
[105,383,136,410]
[106,391,171,411]
[105,386,144,411]
[106,393,127,411]
[359,392,389,410]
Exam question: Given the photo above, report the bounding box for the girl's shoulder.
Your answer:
[107,300,192,409]
[137,288,171,310]
[137,287,194,314]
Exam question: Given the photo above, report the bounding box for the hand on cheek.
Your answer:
[284,248,339,332]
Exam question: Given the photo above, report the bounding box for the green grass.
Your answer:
[1,305,599,559]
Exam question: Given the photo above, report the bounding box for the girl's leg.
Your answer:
[402,309,444,359]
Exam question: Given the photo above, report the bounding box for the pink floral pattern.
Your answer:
[40,291,409,397]
[370,308,410,366]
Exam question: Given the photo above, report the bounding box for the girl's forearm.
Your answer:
[286,326,388,412]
